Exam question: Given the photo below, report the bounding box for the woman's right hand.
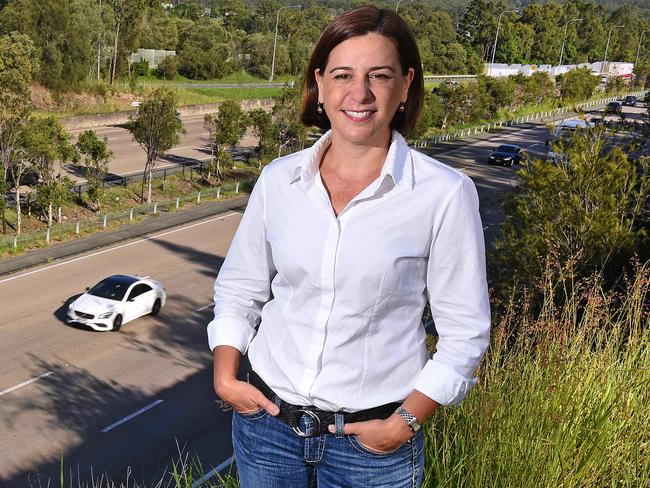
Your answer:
[214,376,280,416]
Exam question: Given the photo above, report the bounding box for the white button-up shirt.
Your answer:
[207,130,490,411]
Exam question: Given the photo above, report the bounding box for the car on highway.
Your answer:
[67,274,166,331]
[487,144,525,167]
[605,101,623,115]
[622,95,637,107]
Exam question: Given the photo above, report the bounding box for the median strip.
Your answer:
[0,371,54,397]
[101,399,164,433]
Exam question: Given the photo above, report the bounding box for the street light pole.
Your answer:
[490,9,519,76]
[601,24,625,75]
[635,30,647,68]
[270,5,301,82]
[559,18,582,68]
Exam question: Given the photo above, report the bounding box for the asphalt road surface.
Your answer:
[63,113,259,181]
[0,104,644,487]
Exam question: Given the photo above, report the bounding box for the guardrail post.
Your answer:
[176,197,180,210]
[236,182,240,194]
[75,220,80,235]
[46,228,50,244]
[103,215,107,229]
[13,236,17,248]
[217,187,221,199]
[197,192,201,204]
[153,202,158,214]
[129,208,133,221]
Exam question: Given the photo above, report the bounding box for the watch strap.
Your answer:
[395,406,421,433]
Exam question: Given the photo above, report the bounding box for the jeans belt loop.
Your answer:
[334,412,345,439]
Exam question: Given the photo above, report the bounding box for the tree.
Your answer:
[128,88,185,203]
[204,100,247,180]
[0,32,36,234]
[177,18,232,79]
[20,117,74,227]
[558,67,601,101]
[75,130,113,210]
[491,128,650,308]
[248,109,279,163]
[272,83,308,150]
[0,0,93,90]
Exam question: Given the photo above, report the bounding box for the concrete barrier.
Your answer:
[60,98,275,130]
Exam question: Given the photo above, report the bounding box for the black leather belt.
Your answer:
[248,370,401,437]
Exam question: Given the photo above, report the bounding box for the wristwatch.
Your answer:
[395,406,421,433]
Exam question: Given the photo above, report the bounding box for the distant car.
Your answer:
[67,274,166,331]
[487,144,524,167]
[622,95,637,107]
[605,101,623,114]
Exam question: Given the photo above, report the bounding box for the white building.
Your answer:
[485,61,635,79]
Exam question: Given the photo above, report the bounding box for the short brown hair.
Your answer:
[301,6,424,133]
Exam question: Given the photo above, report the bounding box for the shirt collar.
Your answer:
[290,130,414,191]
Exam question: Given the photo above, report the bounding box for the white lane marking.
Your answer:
[191,456,235,488]
[194,303,214,312]
[101,399,164,433]
[0,211,242,285]
[0,371,54,397]
[173,145,207,151]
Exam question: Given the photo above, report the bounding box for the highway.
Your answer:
[0,103,644,487]
[63,113,259,181]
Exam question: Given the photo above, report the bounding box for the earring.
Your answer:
[398,101,406,112]
[317,102,324,114]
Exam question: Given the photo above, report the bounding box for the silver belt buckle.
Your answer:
[291,409,321,437]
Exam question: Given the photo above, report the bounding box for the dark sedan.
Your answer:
[622,96,637,107]
[487,144,524,167]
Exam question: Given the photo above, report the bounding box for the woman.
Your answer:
[207,6,490,487]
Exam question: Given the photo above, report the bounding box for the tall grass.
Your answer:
[35,266,648,487]
[425,265,649,487]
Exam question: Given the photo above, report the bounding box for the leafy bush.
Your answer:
[490,127,650,310]
[155,55,179,80]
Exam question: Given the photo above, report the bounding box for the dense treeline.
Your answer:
[0,0,647,90]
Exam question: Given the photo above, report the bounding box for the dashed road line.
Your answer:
[0,371,54,397]
[101,399,164,433]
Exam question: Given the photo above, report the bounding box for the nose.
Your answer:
[348,76,374,104]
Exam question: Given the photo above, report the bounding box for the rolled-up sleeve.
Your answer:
[207,169,275,352]
[414,175,491,405]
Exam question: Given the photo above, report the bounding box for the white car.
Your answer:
[67,274,166,331]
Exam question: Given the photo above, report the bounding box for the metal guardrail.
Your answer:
[423,74,478,83]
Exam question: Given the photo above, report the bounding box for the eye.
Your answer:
[369,73,391,81]
[333,73,351,80]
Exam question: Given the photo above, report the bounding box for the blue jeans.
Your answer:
[232,408,425,487]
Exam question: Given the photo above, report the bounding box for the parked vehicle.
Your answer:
[487,144,524,167]
[67,274,166,331]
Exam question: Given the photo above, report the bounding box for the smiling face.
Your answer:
[315,33,414,148]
